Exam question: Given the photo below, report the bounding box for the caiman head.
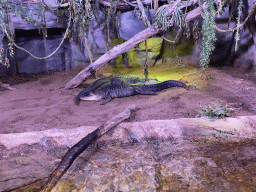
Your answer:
[80,92,104,101]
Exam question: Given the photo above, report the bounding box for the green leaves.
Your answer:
[196,102,231,120]
[154,5,172,31]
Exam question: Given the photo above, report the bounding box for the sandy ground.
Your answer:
[1,64,256,134]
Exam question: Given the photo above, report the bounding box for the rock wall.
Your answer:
[209,0,256,67]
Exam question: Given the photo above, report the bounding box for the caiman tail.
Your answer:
[133,80,187,92]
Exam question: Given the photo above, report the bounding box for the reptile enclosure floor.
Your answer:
[1,63,256,134]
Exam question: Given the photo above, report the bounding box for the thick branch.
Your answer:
[42,105,137,192]
[65,6,201,89]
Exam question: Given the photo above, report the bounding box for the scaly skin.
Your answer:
[75,75,155,105]
[81,80,187,105]
[130,80,187,92]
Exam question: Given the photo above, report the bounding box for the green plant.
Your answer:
[154,4,184,31]
[10,130,16,133]
[200,0,217,68]
[196,102,231,120]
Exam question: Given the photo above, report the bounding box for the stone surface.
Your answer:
[1,116,256,191]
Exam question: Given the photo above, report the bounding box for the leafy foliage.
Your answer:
[71,0,93,36]
[0,0,48,65]
[154,5,184,31]
[0,0,46,30]
[196,102,231,120]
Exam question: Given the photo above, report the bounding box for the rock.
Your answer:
[1,116,256,191]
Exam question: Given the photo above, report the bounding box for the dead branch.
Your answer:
[41,104,137,192]
[65,6,201,89]
[136,0,151,27]
[0,81,16,90]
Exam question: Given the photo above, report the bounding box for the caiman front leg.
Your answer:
[100,96,112,105]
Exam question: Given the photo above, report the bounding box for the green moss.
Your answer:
[135,38,163,66]
[55,180,76,192]
[137,37,163,52]
[109,38,164,68]
[110,38,139,68]
[115,54,123,67]
[149,66,193,81]
[126,48,138,67]
[109,38,126,47]
[162,32,194,59]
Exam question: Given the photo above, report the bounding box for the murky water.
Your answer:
[52,138,256,192]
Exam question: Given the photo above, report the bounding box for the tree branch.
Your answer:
[41,105,136,192]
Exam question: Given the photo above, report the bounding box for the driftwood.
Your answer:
[0,81,16,90]
[65,3,201,89]
[41,104,137,192]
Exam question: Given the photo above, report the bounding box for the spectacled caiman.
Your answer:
[75,75,157,105]
[78,79,187,105]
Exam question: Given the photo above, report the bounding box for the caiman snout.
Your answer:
[80,93,103,101]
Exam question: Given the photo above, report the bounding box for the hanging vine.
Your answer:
[105,0,117,49]
[200,0,217,68]
[235,0,243,53]
[154,3,184,31]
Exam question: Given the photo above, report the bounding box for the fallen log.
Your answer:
[41,104,137,192]
[65,5,201,89]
